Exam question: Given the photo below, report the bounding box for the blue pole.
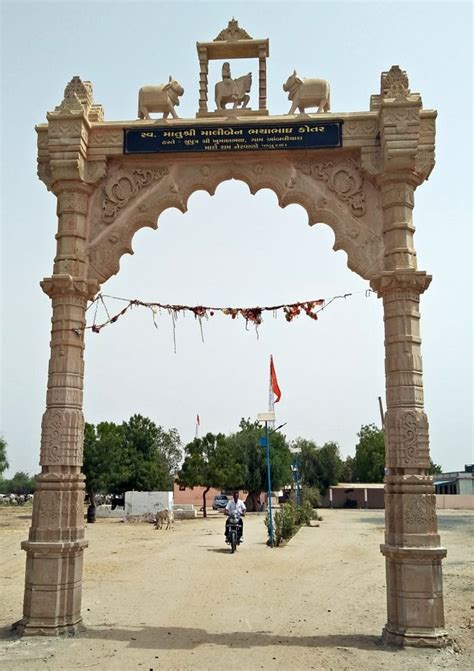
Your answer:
[265,421,274,547]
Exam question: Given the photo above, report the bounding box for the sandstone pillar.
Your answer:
[16,181,99,635]
[371,175,448,647]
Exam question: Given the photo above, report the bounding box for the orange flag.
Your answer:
[270,355,282,403]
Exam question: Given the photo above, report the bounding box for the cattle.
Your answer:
[155,508,173,530]
[138,76,184,120]
[283,71,331,114]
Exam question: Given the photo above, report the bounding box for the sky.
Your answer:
[0,1,472,476]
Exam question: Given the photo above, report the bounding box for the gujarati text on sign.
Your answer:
[124,121,343,154]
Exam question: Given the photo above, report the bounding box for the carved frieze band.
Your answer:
[90,130,123,146]
[343,119,378,138]
[102,168,169,224]
[40,408,85,466]
[295,159,366,217]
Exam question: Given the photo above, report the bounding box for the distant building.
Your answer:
[323,483,385,509]
[434,465,474,495]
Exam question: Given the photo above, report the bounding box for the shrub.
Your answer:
[302,486,321,508]
[265,501,317,546]
[294,500,313,526]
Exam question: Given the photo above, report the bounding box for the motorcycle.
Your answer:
[227,511,242,554]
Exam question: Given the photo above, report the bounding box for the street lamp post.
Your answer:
[290,447,301,506]
[257,411,275,547]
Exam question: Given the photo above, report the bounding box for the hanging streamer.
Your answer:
[75,292,372,344]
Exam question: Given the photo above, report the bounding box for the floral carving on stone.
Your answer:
[404,495,436,531]
[381,66,410,101]
[38,491,62,523]
[40,408,85,466]
[102,168,169,224]
[295,159,366,217]
[398,410,418,464]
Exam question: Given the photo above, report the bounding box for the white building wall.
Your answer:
[124,491,173,517]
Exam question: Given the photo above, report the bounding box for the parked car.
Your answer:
[212,494,229,510]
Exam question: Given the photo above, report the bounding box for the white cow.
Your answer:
[138,76,184,120]
[283,71,331,114]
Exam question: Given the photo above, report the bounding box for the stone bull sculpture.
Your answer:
[283,71,330,114]
[138,76,184,119]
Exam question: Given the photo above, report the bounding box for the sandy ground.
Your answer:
[0,506,472,671]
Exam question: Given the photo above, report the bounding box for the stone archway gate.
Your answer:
[22,57,448,647]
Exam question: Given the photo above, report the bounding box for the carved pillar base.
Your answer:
[15,539,88,636]
[382,546,449,647]
[16,471,88,636]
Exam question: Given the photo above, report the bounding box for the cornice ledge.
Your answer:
[41,275,100,299]
[370,270,432,296]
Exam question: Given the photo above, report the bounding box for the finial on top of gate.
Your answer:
[196,19,269,118]
[370,65,421,111]
[49,75,104,121]
[381,65,410,101]
[214,18,252,42]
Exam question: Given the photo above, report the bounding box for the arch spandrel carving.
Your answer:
[85,153,384,284]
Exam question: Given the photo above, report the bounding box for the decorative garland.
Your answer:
[76,291,372,352]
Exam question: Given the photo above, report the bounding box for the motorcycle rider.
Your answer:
[225,491,246,543]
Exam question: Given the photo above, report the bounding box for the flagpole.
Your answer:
[268,355,276,429]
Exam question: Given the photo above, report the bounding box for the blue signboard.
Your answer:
[123,120,343,154]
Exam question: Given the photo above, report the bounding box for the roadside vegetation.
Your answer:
[0,421,442,507]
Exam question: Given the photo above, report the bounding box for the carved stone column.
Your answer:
[371,176,448,647]
[367,66,447,647]
[18,74,105,634]
[17,276,97,635]
[16,186,99,636]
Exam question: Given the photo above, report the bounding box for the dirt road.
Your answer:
[0,507,472,670]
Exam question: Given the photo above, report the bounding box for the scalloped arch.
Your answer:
[86,156,384,284]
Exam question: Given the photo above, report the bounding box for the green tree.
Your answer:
[178,432,244,516]
[352,424,385,483]
[83,415,182,505]
[340,455,354,482]
[429,460,443,475]
[119,414,182,492]
[297,438,343,495]
[226,419,292,511]
[0,436,9,477]
[83,422,124,506]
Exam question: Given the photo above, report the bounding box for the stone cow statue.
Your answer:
[155,508,173,530]
[283,71,330,114]
[138,76,184,120]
